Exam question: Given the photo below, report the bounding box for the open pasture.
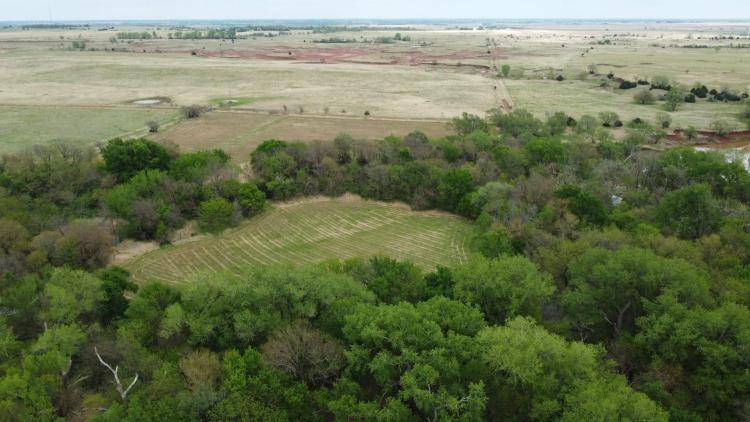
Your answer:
[0,21,748,154]
[121,196,472,285]
[0,105,178,153]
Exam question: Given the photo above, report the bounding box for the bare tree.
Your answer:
[94,347,139,401]
[261,320,345,387]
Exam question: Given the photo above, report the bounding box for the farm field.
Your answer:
[152,111,451,161]
[0,21,748,151]
[0,50,499,118]
[121,196,472,285]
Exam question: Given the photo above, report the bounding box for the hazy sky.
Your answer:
[1,0,749,21]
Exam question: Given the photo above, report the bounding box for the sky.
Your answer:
[1,0,749,21]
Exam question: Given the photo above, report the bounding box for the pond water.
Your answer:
[132,99,162,105]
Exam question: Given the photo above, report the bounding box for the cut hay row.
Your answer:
[122,197,472,285]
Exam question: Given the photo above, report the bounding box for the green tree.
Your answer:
[437,168,476,214]
[236,183,266,216]
[198,198,235,233]
[209,348,314,421]
[490,109,544,138]
[41,268,103,325]
[554,185,608,227]
[331,298,487,421]
[101,138,171,182]
[576,114,599,141]
[636,297,750,420]
[561,247,711,342]
[449,112,488,137]
[452,255,554,324]
[470,226,514,258]
[501,64,511,77]
[664,86,685,112]
[96,267,138,326]
[523,138,568,167]
[478,317,668,421]
[655,183,722,239]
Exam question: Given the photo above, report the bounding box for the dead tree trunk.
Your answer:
[94,347,139,401]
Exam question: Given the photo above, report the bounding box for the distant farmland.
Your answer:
[121,196,472,285]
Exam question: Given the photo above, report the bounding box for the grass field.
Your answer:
[152,111,452,161]
[505,79,745,128]
[120,196,472,285]
[0,106,178,153]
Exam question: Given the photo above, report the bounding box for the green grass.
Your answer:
[0,106,179,153]
[122,197,472,285]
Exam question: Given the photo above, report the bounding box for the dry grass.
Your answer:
[152,111,451,161]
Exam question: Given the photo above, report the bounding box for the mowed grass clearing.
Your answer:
[152,111,452,161]
[121,196,472,285]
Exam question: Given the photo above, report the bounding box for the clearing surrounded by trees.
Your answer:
[121,196,471,284]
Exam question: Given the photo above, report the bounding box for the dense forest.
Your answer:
[1,107,749,421]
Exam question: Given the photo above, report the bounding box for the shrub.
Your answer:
[684,94,696,103]
[147,121,160,133]
[634,89,655,105]
[684,126,699,141]
[182,105,204,119]
[650,75,671,90]
[599,112,621,128]
[619,81,638,90]
[501,64,511,77]
[656,112,672,129]
[690,84,709,98]
[555,74,565,81]
[710,119,737,136]
[713,90,742,102]
[628,117,649,128]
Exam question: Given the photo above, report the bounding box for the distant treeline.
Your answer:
[21,24,90,30]
[169,28,238,39]
[117,31,158,40]
[676,43,750,49]
[313,33,411,44]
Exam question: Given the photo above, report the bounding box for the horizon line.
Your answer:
[3,18,750,23]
